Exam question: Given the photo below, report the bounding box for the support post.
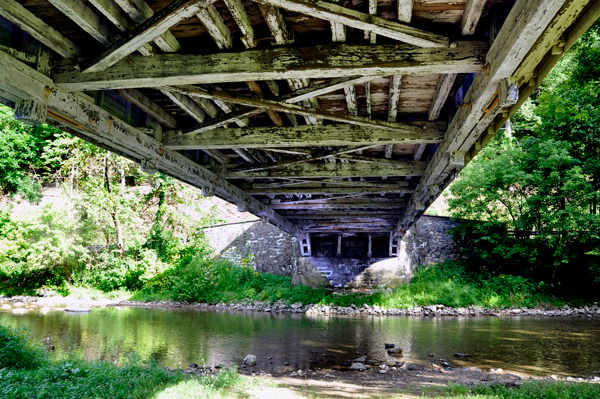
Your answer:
[337,235,342,258]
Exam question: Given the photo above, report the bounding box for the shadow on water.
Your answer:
[1,307,599,377]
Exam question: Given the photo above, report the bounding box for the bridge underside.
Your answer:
[0,0,598,246]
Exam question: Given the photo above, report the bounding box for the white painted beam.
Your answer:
[116,89,178,129]
[428,73,457,121]
[397,0,413,23]
[460,0,488,36]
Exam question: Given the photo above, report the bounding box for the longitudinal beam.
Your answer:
[246,186,413,195]
[254,0,449,47]
[0,49,295,234]
[218,161,427,179]
[163,123,445,150]
[54,42,488,91]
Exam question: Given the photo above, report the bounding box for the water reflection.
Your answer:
[1,307,599,377]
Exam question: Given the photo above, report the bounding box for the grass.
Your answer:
[133,257,567,310]
[439,380,600,399]
[0,324,270,399]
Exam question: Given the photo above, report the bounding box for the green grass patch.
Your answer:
[440,380,600,399]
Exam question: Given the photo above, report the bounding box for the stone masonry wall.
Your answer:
[398,215,462,278]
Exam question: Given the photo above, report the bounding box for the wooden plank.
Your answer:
[283,211,402,218]
[365,0,377,43]
[460,0,488,36]
[247,80,284,127]
[428,73,457,121]
[365,80,372,119]
[197,4,232,49]
[165,85,440,134]
[56,42,487,90]
[218,161,427,179]
[112,0,181,53]
[331,21,346,42]
[0,50,294,233]
[0,44,37,64]
[271,202,406,210]
[116,89,178,129]
[247,186,413,195]
[204,149,231,164]
[161,90,206,123]
[252,180,410,189]
[47,0,119,46]
[0,0,81,58]
[254,0,448,47]
[397,0,413,23]
[84,0,214,72]
[165,123,445,150]
[413,143,426,161]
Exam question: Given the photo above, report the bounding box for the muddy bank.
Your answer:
[2,295,599,318]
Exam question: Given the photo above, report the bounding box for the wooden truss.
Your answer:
[0,0,598,238]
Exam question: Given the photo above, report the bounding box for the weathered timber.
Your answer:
[246,186,413,195]
[281,76,376,103]
[181,108,264,135]
[47,0,120,46]
[387,75,402,122]
[246,81,284,127]
[270,202,406,210]
[428,73,457,121]
[365,0,377,43]
[460,0,488,36]
[251,180,410,189]
[397,0,413,23]
[0,0,81,58]
[344,85,358,115]
[258,3,295,45]
[163,123,445,150]
[197,4,232,49]
[113,0,181,52]
[54,42,488,91]
[116,89,178,129]
[0,44,37,64]
[204,149,231,164]
[165,85,436,133]
[0,50,294,233]
[218,161,427,179]
[15,99,47,125]
[83,0,215,72]
[224,0,254,47]
[161,91,206,123]
[254,0,449,47]
[282,211,402,218]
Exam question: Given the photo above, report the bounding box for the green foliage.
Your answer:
[444,380,600,399]
[0,325,47,370]
[0,106,61,202]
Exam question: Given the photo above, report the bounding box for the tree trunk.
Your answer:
[105,152,124,254]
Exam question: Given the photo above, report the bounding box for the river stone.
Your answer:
[290,302,303,310]
[13,302,24,308]
[352,356,366,362]
[244,354,257,367]
[350,363,366,371]
[11,308,29,314]
[1,304,11,310]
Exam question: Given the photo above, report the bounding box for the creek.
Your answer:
[1,306,599,377]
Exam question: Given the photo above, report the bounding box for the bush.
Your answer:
[0,325,47,370]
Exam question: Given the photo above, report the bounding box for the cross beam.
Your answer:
[54,42,488,91]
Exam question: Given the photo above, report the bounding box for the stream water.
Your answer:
[1,306,599,377]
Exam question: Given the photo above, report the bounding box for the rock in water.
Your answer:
[65,307,91,312]
[387,347,403,355]
[454,353,469,357]
[350,363,366,371]
[352,356,367,362]
[244,354,257,367]
[384,343,395,349]
[440,359,449,367]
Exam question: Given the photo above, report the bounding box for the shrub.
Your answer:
[0,325,47,370]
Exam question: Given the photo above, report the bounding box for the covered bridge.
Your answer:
[0,0,598,257]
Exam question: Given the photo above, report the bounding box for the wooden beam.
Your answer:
[271,202,406,210]
[283,211,402,218]
[344,85,358,115]
[161,90,206,123]
[428,73,457,121]
[282,76,375,104]
[47,0,120,46]
[254,0,449,47]
[460,0,488,36]
[204,149,231,164]
[387,75,402,122]
[197,4,232,49]
[0,0,81,58]
[164,123,445,150]
[397,0,413,23]
[55,42,488,91]
[365,0,377,43]
[83,0,214,72]
[113,0,181,53]
[246,81,284,127]
[0,50,294,233]
[258,3,295,45]
[223,0,255,47]
[218,161,427,179]
[413,143,427,161]
[247,186,413,195]
[181,108,264,135]
[165,85,439,134]
[252,180,410,189]
[116,89,178,129]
